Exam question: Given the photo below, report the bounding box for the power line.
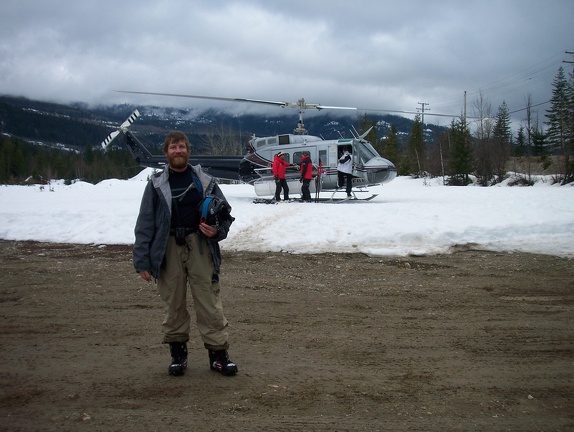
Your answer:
[508,99,551,115]
[431,52,566,114]
[506,50,574,115]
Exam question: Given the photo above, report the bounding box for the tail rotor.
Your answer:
[100,109,140,149]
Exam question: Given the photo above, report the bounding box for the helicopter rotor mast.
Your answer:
[115,91,356,135]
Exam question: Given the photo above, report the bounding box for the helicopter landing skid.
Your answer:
[323,190,378,203]
[320,193,378,203]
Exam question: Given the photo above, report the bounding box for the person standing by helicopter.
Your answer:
[337,147,353,197]
[133,131,238,378]
[299,151,313,202]
[272,151,290,202]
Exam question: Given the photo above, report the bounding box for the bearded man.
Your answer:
[133,131,238,377]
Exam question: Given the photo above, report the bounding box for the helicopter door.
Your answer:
[328,146,337,167]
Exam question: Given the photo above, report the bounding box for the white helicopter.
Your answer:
[103,92,398,201]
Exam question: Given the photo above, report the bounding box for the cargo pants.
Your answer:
[157,234,229,351]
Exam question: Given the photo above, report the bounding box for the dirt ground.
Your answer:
[0,239,573,432]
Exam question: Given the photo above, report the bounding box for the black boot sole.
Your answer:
[168,363,186,376]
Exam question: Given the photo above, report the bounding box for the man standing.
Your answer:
[272,151,290,202]
[337,148,353,197]
[299,152,313,202]
[133,131,238,377]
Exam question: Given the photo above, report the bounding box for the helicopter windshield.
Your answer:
[353,140,379,164]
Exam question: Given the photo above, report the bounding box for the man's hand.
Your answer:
[139,271,152,282]
[199,222,218,238]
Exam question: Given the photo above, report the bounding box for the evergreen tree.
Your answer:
[491,101,512,183]
[531,127,547,157]
[0,139,12,182]
[545,66,574,184]
[380,124,401,173]
[0,135,141,184]
[568,67,574,179]
[448,117,473,185]
[515,126,526,157]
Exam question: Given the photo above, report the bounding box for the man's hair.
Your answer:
[162,131,191,153]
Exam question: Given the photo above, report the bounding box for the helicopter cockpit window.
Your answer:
[354,141,378,163]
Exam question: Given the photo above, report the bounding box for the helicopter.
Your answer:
[101,92,398,200]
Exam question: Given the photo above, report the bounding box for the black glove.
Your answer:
[274,175,279,183]
[299,177,303,183]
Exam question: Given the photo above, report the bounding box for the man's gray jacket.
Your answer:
[133,164,232,279]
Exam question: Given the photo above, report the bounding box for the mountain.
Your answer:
[0,95,448,155]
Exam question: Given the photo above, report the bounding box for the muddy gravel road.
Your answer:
[0,240,573,431]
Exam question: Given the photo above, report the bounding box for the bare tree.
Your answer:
[521,94,535,180]
[471,91,494,142]
[407,115,425,177]
[471,92,496,185]
[202,123,244,156]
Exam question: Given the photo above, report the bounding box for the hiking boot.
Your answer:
[208,350,238,376]
[168,342,188,376]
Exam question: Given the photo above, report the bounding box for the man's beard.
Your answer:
[168,154,188,169]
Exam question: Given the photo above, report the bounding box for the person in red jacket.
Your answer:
[272,151,290,201]
[299,152,313,202]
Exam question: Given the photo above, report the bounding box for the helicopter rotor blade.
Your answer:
[116,90,288,107]
[315,105,357,111]
[115,90,357,111]
[116,90,474,119]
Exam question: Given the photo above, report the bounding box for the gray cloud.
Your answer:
[1,0,573,129]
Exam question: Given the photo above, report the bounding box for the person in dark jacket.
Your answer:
[272,151,290,201]
[299,152,313,202]
[133,131,238,377]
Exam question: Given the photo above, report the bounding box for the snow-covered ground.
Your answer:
[1,170,573,257]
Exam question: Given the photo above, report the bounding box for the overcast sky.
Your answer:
[1,0,573,129]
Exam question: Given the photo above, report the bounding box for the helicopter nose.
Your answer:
[363,157,397,184]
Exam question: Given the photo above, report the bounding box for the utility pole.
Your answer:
[417,102,430,126]
[463,91,467,121]
[463,91,467,132]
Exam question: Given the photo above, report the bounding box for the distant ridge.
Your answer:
[0,95,448,153]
